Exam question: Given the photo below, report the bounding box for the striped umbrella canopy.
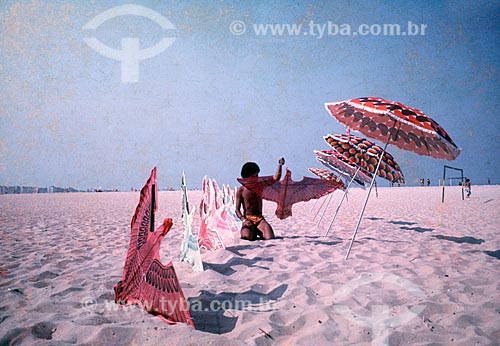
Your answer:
[314,149,372,187]
[324,133,405,184]
[324,97,460,160]
[308,167,346,190]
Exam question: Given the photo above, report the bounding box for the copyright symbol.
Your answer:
[81,297,97,311]
[230,20,246,35]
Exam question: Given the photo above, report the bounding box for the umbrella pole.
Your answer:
[345,122,398,260]
[324,166,361,237]
[344,161,383,260]
[317,193,334,225]
[310,196,321,214]
[313,195,329,221]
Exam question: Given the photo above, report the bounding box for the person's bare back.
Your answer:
[235,158,284,241]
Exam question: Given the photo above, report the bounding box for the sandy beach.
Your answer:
[0,185,499,345]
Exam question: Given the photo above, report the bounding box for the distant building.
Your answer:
[0,186,18,194]
[0,185,80,194]
[21,186,36,194]
[51,186,67,193]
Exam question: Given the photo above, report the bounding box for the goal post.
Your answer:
[442,165,464,203]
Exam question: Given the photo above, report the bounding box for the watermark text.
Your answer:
[230,20,427,38]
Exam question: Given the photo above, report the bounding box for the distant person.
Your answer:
[420,178,425,186]
[235,158,284,241]
[465,178,471,198]
[427,178,430,186]
[488,177,490,185]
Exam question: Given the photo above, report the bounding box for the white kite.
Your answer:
[179,172,204,272]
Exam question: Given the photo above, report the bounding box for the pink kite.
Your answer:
[198,176,225,251]
[211,179,240,239]
[114,167,195,328]
[238,168,342,219]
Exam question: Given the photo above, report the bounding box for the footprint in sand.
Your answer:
[56,260,73,269]
[0,327,30,344]
[50,287,84,298]
[32,321,57,340]
[75,315,112,326]
[30,271,59,288]
[33,281,51,288]
[33,271,59,281]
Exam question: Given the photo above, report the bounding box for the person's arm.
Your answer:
[273,157,285,181]
[235,188,246,222]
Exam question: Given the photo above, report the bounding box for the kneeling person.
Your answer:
[235,158,284,241]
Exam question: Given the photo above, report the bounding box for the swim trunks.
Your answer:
[245,214,264,226]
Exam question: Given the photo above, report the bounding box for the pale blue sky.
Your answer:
[1,0,499,189]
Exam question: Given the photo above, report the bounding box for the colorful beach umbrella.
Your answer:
[314,150,378,238]
[324,96,460,259]
[308,167,347,224]
[308,167,346,190]
[324,133,405,184]
[324,96,460,160]
[314,149,372,187]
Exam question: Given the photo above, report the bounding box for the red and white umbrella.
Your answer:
[324,97,460,259]
[308,167,346,190]
[324,133,405,184]
[314,150,374,236]
[325,97,460,160]
[314,149,372,187]
[308,167,347,226]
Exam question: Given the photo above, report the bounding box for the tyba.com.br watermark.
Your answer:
[230,20,427,38]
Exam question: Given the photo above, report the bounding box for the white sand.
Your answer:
[0,185,499,345]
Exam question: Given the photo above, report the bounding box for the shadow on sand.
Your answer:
[388,220,434,233]
[309,240,342,246]
[277,235,321,240]
[225,244,277,256]
[188,284,288,334]
[400,226,434,233]
[484,250,500,259]
[432,235,485,244]
[388,220,417,226]
[203,257,273,276]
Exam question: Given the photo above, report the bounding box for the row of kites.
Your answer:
[113,97,460,327]
[113,168,251,329]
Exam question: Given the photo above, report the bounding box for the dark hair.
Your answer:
[241,162,260,178]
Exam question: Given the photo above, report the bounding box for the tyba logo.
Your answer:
[332,272,426,345]
[83,4,176,83]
